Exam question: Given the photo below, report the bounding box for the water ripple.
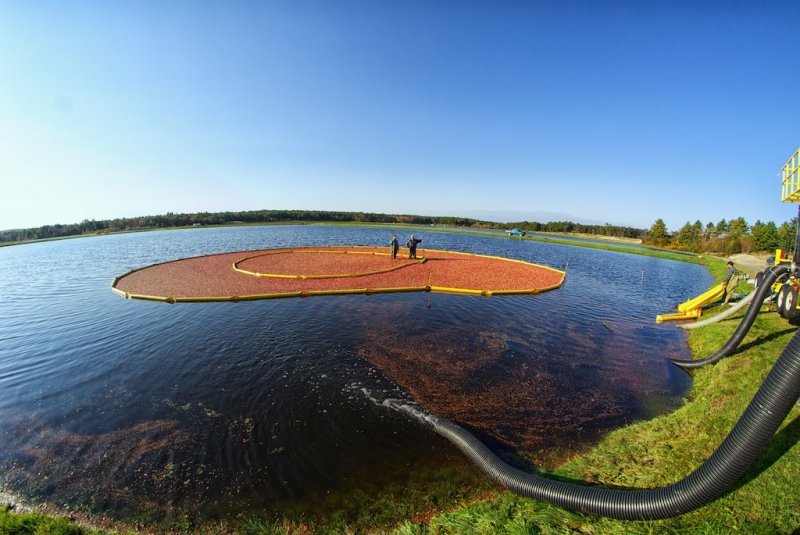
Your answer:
[0,225,706,520]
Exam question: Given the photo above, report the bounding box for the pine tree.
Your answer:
[649,218,669,247]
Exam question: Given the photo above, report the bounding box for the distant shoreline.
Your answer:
[547,231,642,244]
[0,221,700,265]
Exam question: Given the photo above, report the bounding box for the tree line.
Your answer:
[644,217,797,254]
[0,210,646,244]
[4,209,792,254]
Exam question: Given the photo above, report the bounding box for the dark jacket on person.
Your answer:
[723,265,739,284]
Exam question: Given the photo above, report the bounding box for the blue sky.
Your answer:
[1,1,798,232]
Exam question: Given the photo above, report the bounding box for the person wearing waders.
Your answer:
[390,234,399,259]
[406,235,423,259]
[722,260,741,305]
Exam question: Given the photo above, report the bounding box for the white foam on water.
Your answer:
[357,387,436,426]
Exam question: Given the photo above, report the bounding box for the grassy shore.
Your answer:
[388,258,800,534]
[0,503,97,535]
[3,252,799,534]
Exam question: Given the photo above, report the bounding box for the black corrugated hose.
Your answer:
[427,322,800,519]
[669,264,790,369]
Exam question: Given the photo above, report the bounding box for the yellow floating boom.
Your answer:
[656,308,703,323]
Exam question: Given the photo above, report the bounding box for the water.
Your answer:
[0,225,707,522]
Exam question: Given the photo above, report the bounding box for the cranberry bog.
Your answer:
[111,246,566,302]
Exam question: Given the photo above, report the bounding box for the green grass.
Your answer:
[0,504,97,535]
[392,258,800,534]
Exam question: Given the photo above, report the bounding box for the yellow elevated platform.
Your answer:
[656,284,725,323]
[781,147,800,204]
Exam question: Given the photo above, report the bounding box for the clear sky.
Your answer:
[1,1,798,232]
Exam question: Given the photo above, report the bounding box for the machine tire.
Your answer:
[777,284,789,315]
[785,286,800,320]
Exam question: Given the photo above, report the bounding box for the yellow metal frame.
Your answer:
[676,284,725,313]
[656,283,725,323]
[781,147,800,204]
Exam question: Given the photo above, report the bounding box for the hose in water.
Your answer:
[679,291,755,330]
[669,264,789,369]
[426,325,800,519]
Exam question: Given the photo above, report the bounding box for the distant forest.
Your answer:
[0,209,643,243]
[2,210,794,255]
[643,217,797,255]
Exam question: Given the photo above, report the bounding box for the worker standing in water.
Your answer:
[390,234,399,259]
[722,260,741,305]
[406,235,423,259]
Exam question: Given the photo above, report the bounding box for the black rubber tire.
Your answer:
[785,286,800,320]
[780,285,792,318]
[777,284,790,315]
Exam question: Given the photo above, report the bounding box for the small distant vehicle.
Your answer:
[506,228,526,236]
